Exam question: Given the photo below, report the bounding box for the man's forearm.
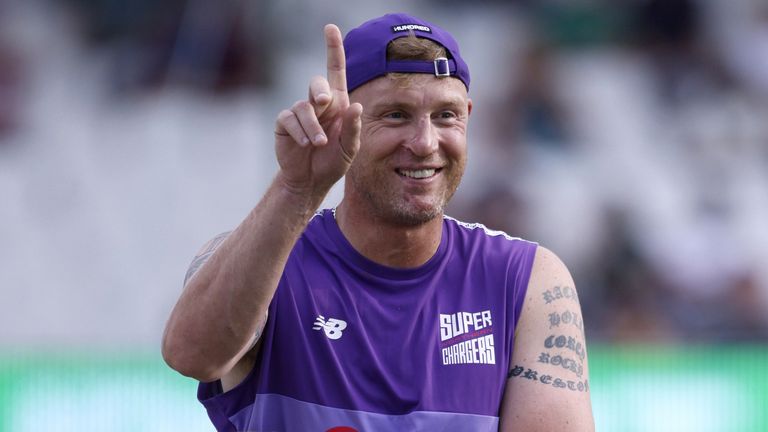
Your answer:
[162,178,324,381]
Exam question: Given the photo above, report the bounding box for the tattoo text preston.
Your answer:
[508,364,589,392]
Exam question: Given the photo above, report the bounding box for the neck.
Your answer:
[334,201,443,268]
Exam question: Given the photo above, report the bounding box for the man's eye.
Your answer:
[440,111,457,119]
[385,112,405,119]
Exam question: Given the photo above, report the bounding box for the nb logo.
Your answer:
[313,315,347,340]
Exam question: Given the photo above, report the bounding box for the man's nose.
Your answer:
[406,117,439,156]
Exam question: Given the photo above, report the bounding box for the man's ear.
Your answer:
[467,99,473,116]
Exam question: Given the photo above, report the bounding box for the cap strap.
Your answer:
[434,57,450,77]
[385,59,457,77]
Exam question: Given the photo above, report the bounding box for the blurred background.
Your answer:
[1,0,767,430]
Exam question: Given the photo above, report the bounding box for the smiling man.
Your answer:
[162,13,594,432]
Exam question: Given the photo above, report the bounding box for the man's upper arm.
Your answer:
[179,231,265,391]
[499,246,595,431]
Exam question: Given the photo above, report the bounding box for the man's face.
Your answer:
[346,74,472,226]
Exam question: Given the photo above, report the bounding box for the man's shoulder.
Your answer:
[442,215,538,270]
[443,215,537,247]
[300,208,334,236]
[292,208,346,258]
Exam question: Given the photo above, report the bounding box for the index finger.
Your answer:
[324,24,347,94]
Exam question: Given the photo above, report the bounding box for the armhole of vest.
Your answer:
[512,242,538,329]
[197,354,261,429]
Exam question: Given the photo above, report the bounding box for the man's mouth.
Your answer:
[396,168,440,179]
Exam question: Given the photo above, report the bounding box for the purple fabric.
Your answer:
[198,210,538,431]
[228,393,498,431]
[343,13,471,92]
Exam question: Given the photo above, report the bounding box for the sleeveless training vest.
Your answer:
[198,209,537,431]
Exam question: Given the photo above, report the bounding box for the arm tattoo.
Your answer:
[538,352,584,378]
[248,311,269,350]
[183,253,213,286]
[547,310,583,331]
[543,334,586,362]
[183,232,231,286]
[508,364,589,393]
[541,285,579,305]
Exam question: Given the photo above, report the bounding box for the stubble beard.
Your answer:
[349,164,464,227]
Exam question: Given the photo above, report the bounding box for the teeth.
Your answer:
[399,169,436,179]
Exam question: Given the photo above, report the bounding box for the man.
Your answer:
[162,13,594,431]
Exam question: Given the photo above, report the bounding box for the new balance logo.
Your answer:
[313,315,347,340]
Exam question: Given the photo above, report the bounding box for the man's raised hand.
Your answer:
[274,24,363,201]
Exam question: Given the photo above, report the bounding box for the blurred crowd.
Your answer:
[451,0,768,343]
[1,0,767,345]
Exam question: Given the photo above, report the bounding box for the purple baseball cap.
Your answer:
[343,13,471,93]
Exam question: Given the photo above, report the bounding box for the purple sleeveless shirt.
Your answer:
[198,209,537,431]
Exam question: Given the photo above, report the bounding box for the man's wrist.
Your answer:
[270,173,330,220]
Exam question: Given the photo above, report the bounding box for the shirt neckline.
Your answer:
[321,208,449,281]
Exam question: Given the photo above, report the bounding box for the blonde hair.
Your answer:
[386,33,447,87]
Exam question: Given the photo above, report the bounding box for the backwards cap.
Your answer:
[343,13,471,93]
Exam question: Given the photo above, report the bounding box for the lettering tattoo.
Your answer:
[248,311,269,351]
[538,352,583,378]
[542,285,579,305]
[183,232,231,286]
[508,365,589,393]
[544,334,586,362]
[547,310,583,331]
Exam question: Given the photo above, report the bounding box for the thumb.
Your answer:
[338,103,362,164]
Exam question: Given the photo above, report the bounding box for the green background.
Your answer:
[1,345,766,431]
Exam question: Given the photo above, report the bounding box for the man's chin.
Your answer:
[389,202,444,227]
